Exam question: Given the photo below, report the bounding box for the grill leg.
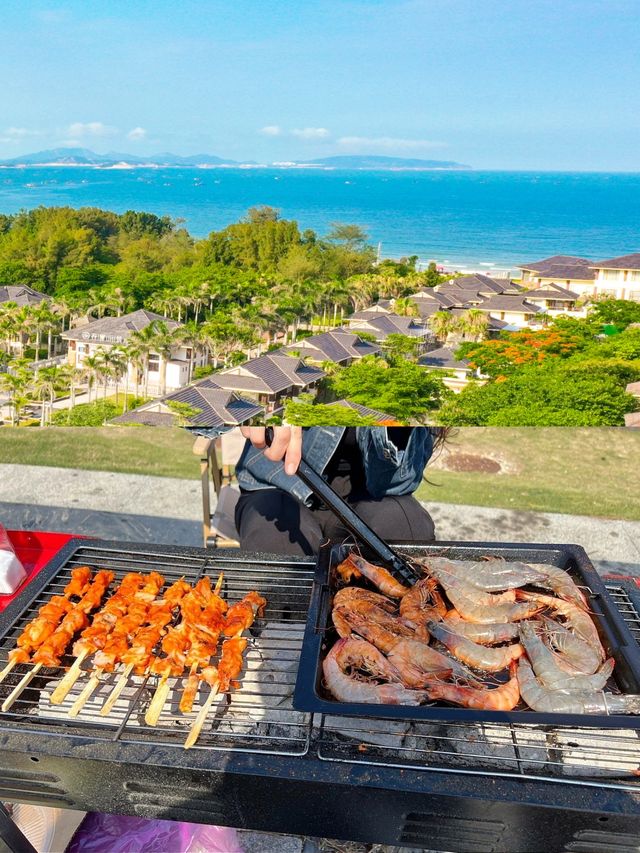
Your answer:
[0,804,37,853]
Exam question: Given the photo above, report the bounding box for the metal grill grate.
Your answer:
[0,546,314,757]
[1,544,640,790]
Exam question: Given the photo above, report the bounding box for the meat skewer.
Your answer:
[184,590,266,749]
[69,572,165,717]
[99,578,191,716]
[0,567,93,685]
[144,574,225,726]
[2,570,114,712]
[50,572,147,704]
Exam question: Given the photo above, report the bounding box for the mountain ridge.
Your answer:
[0,147,471,170]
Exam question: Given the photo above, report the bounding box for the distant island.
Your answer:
[0,147,471,171]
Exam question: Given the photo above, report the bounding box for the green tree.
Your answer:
[284,400,380,426]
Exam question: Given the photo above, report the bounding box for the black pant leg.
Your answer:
[323,494,436,545]
[234,489,325,556]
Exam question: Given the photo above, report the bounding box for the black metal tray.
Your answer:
[293,540,640,728]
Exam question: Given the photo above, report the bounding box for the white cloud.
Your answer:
[259,125,283,136]
[127,126,147,141]
[0,127,44,143]
[292,127,330,140]
[337,136,445,151]
[67,121,118,138]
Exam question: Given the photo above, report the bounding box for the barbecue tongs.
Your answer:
[264,428,421,584]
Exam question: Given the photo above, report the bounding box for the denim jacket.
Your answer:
[235,428,434,505]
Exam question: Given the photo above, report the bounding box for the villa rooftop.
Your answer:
[419,346,471,372]
[280,330,380,363]
[0,284,49,307]
[525,284,579,300]
[62,309,181,344]
[216,353,325,394]
[518,255,595,280]
[474,295,543,313]
[592,253,640,270]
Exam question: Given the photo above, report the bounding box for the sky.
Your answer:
[0,0,638,170]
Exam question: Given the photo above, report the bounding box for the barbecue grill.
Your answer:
[1,539,640,853]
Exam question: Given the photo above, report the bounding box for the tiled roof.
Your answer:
[350,314,430,340]
[112,377,264,428]
[449,308,509,331]
[347,307,390,321]
[592,253,640,270]
[331,400,400,424]
[518,255,595,280]
[525,285,579,300]
[281,330,380,363]
[217,353,324,394]
[62,309,181,343]
[0,285,49,306]
[329,330,381,358]
[419,346,471,371]
[476,295,543,313]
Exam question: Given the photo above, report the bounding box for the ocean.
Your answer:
[1,167,639,274]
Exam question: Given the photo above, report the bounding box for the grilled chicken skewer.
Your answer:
[2,570,114,712]
[69,572,165,717]
[144,575,225,725]
[0,567,93,685]
[50,572,148,704]
[99,578,191,716]
[184,591,266,749]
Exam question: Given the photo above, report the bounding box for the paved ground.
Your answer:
[1,463,638,577]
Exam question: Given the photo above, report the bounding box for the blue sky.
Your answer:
[0,0,638,169]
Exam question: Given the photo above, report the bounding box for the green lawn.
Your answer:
[0,426,638,520]
[416,428,640,521]
[0,427,198,479]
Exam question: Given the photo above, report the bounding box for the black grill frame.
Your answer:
[0,539,639,853]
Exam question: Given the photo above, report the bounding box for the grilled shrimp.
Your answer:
[424,567,540,624]
[399,578,447,633]
[425,662,520,711]
[538,614,601,675]
[340,616,467,686]
[443,611,520,645]
[517,592,605,664]
[420,556,547,592]
[531,564,589,609]
[322,638,428,705]
[519,621,614,691]
[517,659,640,715]
[427,620,524,672]
[336,553,410,599]
[333,587,397,613]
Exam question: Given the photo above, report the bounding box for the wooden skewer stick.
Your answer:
[49,648,90,705]
[0,658,18,685]
[68,669,103,717]
[145,673,171,726]
[184,677,219,750]
[1,663,42,712]
[100,662,134,716]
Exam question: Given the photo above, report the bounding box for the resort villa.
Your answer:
[591,254,640,302]
[0,285,49,308]
[279,329,381,365]
[61,309,207,395]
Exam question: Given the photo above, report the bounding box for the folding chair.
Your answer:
[193,429,246,548]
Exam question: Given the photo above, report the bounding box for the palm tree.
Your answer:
[148,321,175,396]
[58,364,81,420]
[82,354,103,404]
[393,297,419,318]
[129,324,158,399]
[32,365,60,426]
[107,348,129,407]
[428,311,457,343]
[0,361,31,426]
[123,342,144,401]
[459,308,489,342]
[173,322,203,383]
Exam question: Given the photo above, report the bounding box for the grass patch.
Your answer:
[417,427,640,521]
[0,427,198,479]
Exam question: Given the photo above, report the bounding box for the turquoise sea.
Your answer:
[0,167,639,273]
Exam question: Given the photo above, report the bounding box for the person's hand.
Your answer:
[240,427,302,475]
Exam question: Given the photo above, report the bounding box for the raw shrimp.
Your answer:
[336,553,410,599]
[420,556,547,592]
[517,659,640,715]
[530,564,589,609]
[538,614,601,675]
[333,603,417,640]
[443,611,520,645]
[427,620,524,672]
[423,566,541,623]
[517,592,605,663]
[322,638,428,705]
[333,587,397,613]
[399,578,447,632]
[519,621,614,691]
[425,662,520,711]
